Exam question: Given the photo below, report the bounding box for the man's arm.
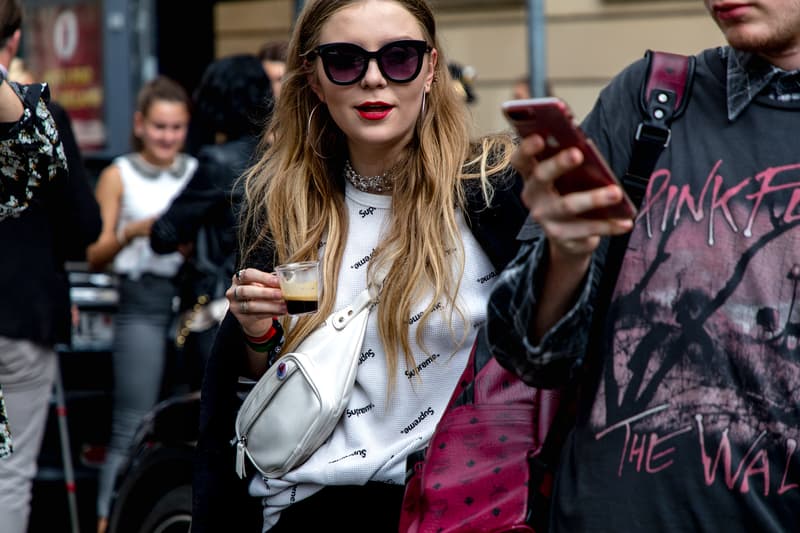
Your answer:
[151,153,226,254]
[486,56,649,388]
[485,222,603,389]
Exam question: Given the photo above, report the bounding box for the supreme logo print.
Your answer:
[359,206,377,218]
[477,271,497,284]
[400,407,435,435]
[405,353,440,379]
[351,248,375,270]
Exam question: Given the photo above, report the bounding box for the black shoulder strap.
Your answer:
[577,50,695,418]
[622,50,695,207]
[595,48,696,323]
[599,50,695,294]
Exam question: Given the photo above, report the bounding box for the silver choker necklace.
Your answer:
[343,160,393,194]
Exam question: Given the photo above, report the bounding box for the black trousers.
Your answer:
[268,482,406,532]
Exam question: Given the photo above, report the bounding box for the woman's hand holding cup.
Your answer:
[227,267,287,337]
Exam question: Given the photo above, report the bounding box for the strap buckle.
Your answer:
[634,122,671,148]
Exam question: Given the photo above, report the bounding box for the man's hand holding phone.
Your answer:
[503,97,637,219]
[503,97,635,262]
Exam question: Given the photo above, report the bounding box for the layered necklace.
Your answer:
[343,160,394,194]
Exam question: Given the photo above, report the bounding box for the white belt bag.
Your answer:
[234,284,378,479]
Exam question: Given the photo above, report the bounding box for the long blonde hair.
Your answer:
[239,0,514,383]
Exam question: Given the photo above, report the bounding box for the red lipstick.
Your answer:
[356,101,393,121]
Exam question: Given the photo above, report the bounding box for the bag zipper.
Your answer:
[235,435,247,479]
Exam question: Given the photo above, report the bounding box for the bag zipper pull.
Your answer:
[235,436,247,479]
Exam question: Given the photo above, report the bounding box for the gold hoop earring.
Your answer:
[307,103,328,159]
[416,91,428,132]
[307,103,319,134]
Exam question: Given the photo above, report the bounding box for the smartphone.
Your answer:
[502,97,636,220]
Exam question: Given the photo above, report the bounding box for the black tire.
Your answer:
[137,484,192,533]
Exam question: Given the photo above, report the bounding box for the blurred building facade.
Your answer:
[214,0,724,134]
[20,0,724,161]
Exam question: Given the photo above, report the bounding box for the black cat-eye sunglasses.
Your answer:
[304,39,432,85]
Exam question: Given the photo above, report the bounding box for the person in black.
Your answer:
[150,54,274,391]
[0,2,101,531]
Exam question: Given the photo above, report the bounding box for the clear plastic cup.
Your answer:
[275,261,320,315]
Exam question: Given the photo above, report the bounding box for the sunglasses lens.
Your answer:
[321,45,365,84]
[316,41,427,85]
[380,43,423,82]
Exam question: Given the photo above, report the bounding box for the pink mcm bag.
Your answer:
[398,329,564,533]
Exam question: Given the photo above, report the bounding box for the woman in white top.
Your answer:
[199,0,531,531]
[86,75,197,533]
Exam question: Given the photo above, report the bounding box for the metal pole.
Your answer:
[294,0,305,20]
[527,0,548,97]
[53,362,81,533]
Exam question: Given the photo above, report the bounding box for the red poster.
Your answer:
[25,1,105,152]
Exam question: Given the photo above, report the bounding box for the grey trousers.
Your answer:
[0,337,57,533]
[96,274,176,518]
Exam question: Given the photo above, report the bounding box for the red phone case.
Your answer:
[502,97,636,220]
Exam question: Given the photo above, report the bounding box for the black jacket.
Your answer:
[0,85,101,346]
[191,170,530,532]
[151,136,259,305]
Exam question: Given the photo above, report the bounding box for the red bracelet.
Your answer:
[245,320,279,344]
[244,319,283,354]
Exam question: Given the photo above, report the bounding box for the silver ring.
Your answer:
[236,269,244,282]
[240,300,248,314]
[234,286,240,301]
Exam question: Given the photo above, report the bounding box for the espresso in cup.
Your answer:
[275,261,320,315]
[282,283,319,314]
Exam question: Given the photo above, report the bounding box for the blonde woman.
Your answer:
[196,1,530,531]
